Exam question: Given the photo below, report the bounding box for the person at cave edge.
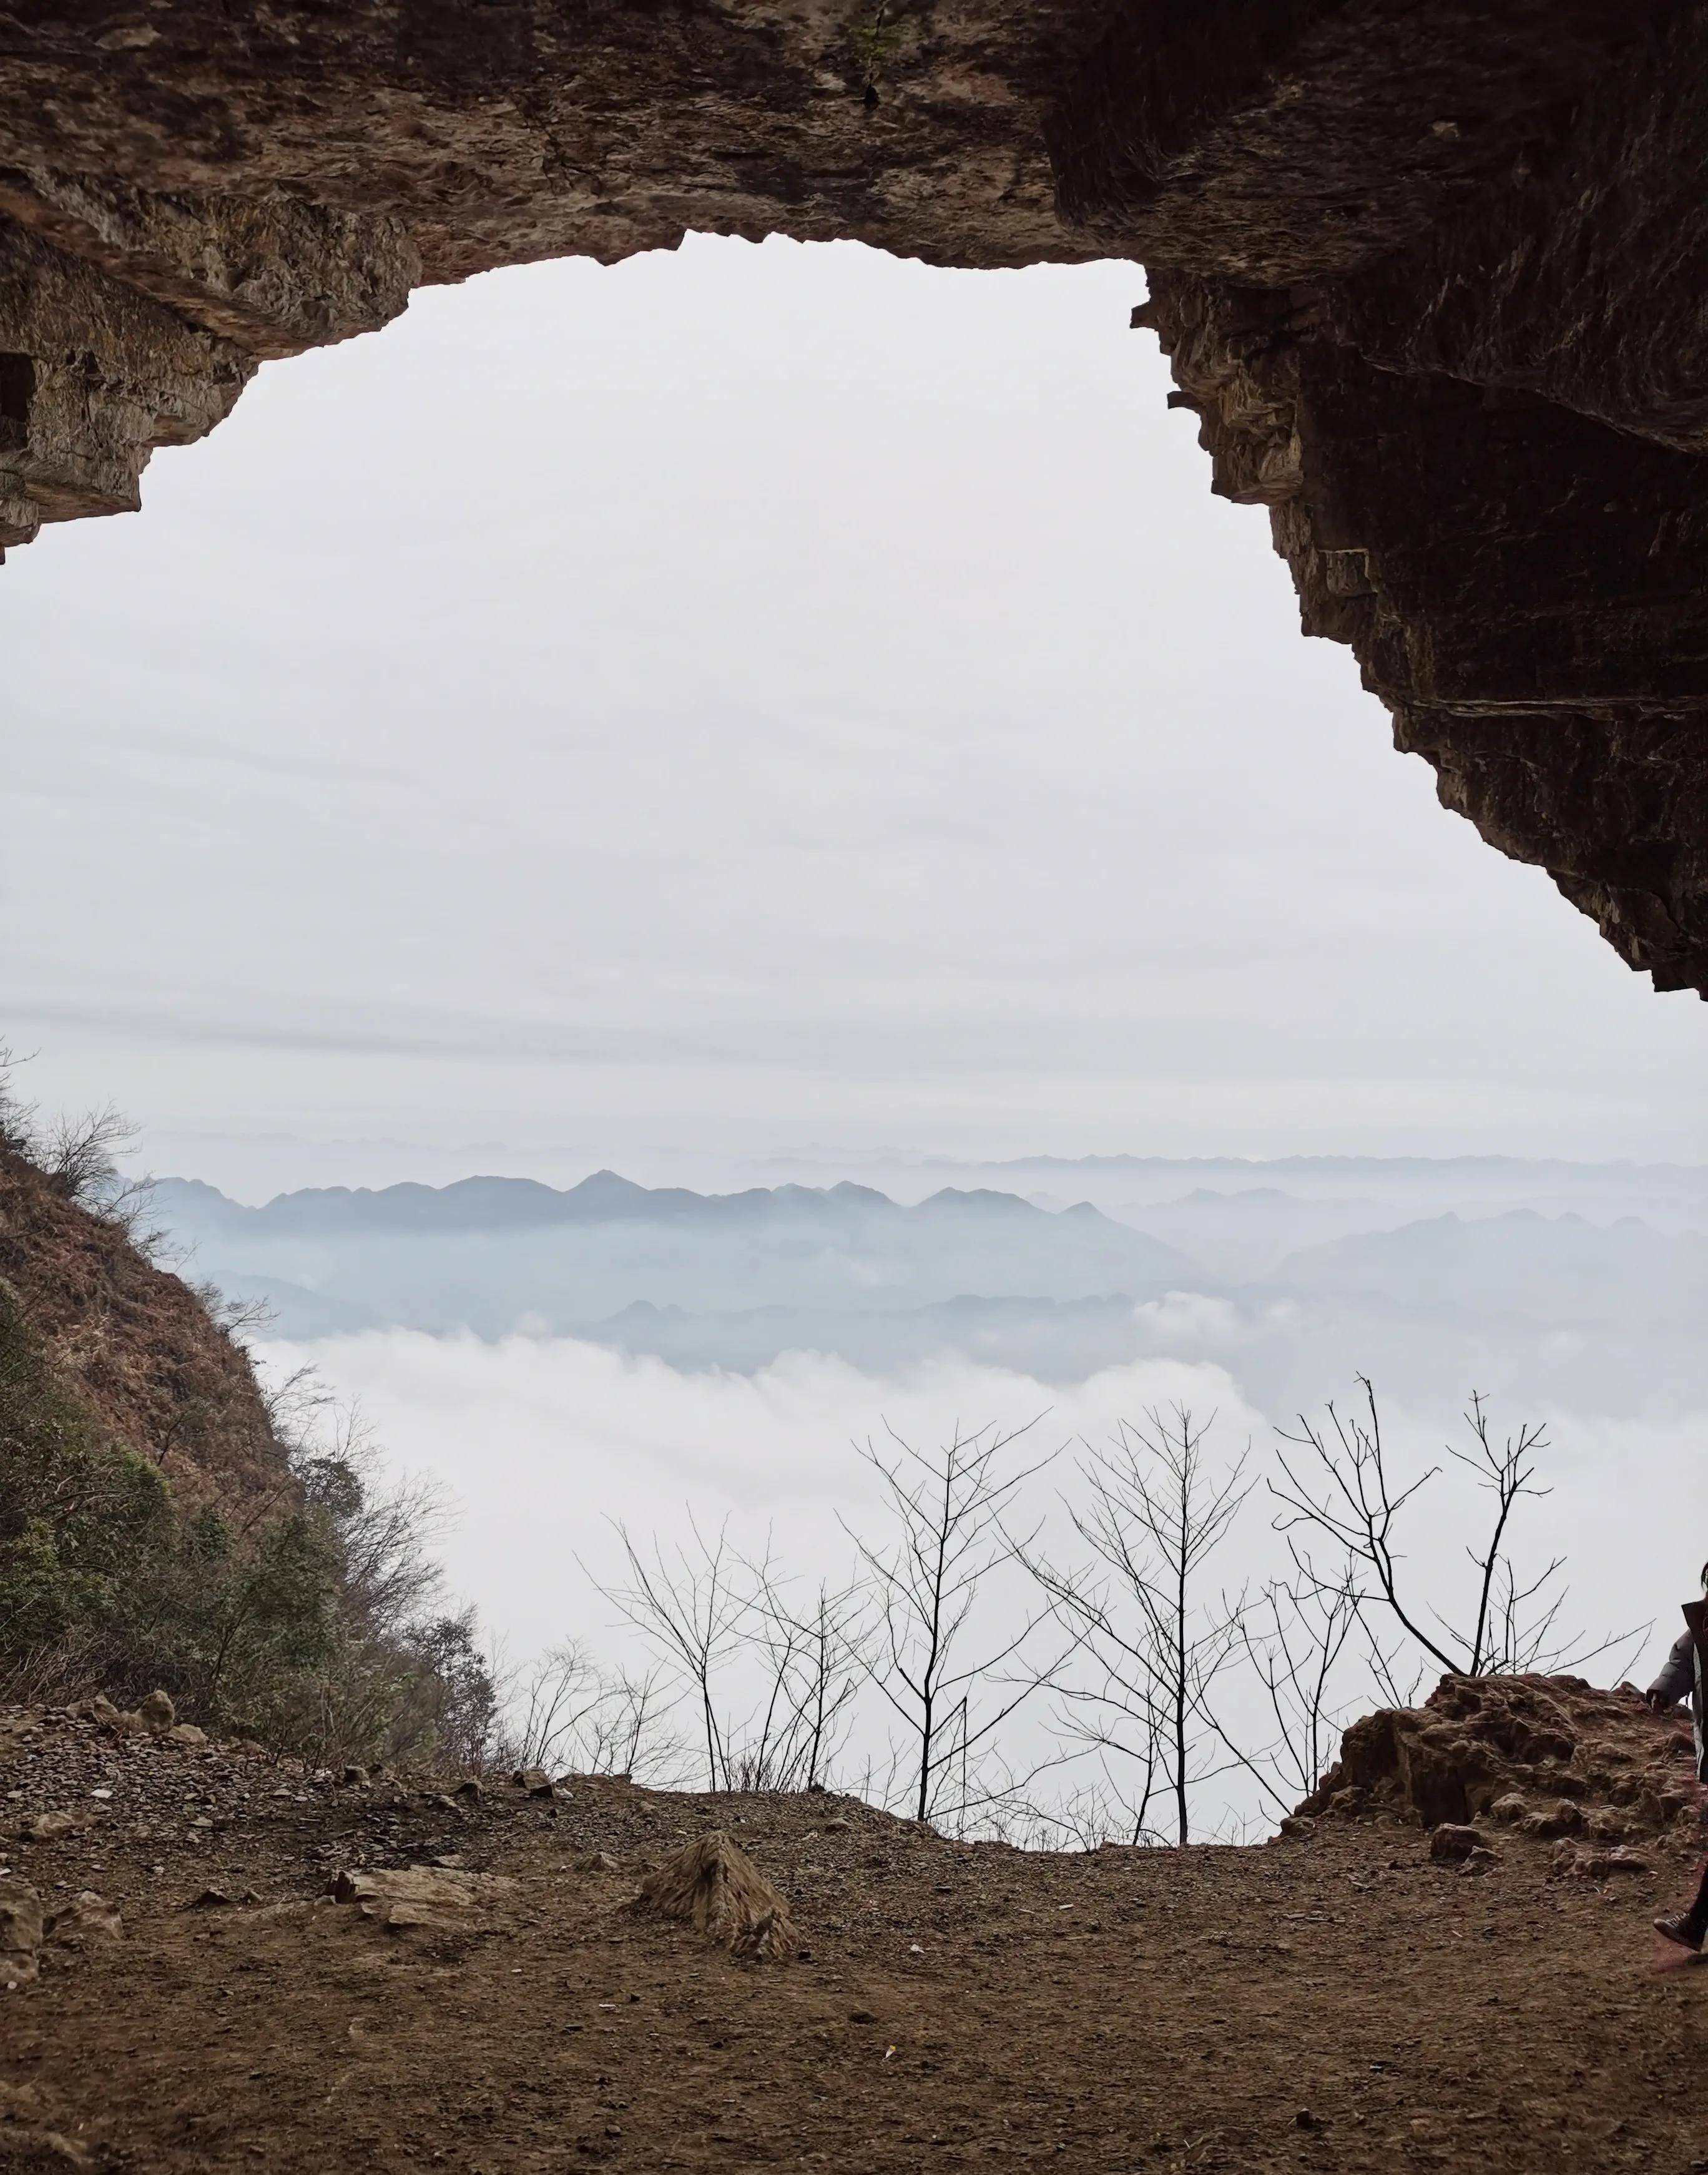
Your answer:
[1646,1561,1708,1950]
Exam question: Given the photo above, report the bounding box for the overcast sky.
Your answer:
[4,235,1703,1195]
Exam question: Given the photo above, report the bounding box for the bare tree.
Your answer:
[1215,1544,1362,1817]
[1030,1407,1252,1847]
[580,1665,685,1784]
[503,1642,687,1782]
[841,1418,1071,1830]
[727,1563,865,1793]
[510,1642,615,1771]
[39,1100,133,1204]
[194,1279,277,1346]
[1271,1378,1639,1689]
[0,1043,37,1157]
[594,1516,748,1792]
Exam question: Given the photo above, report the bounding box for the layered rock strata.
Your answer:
[2,1,1706,989]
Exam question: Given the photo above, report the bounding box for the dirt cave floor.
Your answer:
[2,1699,1706,2174]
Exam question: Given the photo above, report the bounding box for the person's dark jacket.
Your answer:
[1648,1598,1707,1784]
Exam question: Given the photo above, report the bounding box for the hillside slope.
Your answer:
[0,1147,486,1763]
[0,1674,1702,2171]
[0,1147,288,1514]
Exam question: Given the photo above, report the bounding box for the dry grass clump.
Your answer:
[632,1832,798,1961]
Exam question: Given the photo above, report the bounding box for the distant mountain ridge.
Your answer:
[142,1166,1708,1420]
[149,1172,1204,1339]
[1274,1207,1708,1323]
[154,1171,1169,1239]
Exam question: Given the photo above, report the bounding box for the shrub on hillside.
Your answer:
[0,1138,496,1769]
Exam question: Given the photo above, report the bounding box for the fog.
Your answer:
[257,1325,1707,1830]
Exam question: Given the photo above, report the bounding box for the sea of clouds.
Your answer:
[258,1328,1708,1834]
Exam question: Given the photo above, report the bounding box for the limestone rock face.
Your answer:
[3,1,1707,990]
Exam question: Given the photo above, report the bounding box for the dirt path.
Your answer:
[2,1707,1704,2173]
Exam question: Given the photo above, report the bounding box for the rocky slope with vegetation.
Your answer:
[0,1116,491,1771]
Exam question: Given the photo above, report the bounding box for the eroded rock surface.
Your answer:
[1301,1670,1701,1837]
[3,2,1707,988]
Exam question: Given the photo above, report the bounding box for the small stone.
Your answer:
[513,1769,552,1793]
[576,1850,621,1875]
[1459,1847,1501,1877]
[1277,1815,1317,1839]
[454,1778,483,1800]
[165,1724,209,1749]
[1428,1823,1483,1863]
[1521,1800,1583,1840]
[184,1887,237,1911]
[334,1865,504,1911]
[1578,1847,1653,1880]
[1488,1792,1528,1825]
[341,1765,368,1787]
[0,1884,43,1986]
[45,1892,121,1947]
[17,1811,79,1844]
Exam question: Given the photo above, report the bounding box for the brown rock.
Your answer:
[165,1723,209,1749]
[44,1892,121,1946]
[0,1883,44,1987]
[17,1810,79,1843]
[1576,1847,1654,1880]
[1521,1800,1584,1840]
[137,1690,175,1734]
[1428,1823,1484,1864]
[333,1865,506,1912]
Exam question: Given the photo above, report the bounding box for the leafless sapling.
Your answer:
[594,1515,748,1792]
[841,1418,1071,1830]
[730,1561,865,1793]
[1029,1406,1252,1847]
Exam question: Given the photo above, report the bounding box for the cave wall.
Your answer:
[2,0,1706,994]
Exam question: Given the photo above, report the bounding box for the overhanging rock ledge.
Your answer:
[2,0,1705,995]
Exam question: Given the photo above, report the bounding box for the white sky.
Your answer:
[3,235,1704,1189]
